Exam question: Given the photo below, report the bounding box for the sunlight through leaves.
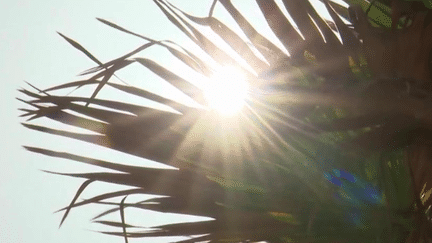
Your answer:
[204,66,248,116]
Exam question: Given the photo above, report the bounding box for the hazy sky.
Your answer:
[1,0,341,242]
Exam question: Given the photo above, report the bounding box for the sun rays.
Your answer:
[21,0,418,241]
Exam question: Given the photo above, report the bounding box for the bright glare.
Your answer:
[204,67,249,116]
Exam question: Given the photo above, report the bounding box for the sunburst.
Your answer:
[204,66,249,116]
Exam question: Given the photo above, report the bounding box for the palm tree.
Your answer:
[20,0,432,242]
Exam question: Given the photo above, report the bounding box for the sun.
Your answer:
[204,66,249,116]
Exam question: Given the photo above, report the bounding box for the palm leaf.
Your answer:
[20,0,432,242]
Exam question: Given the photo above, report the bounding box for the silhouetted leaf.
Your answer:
[219,0,287,63]
[86,59,134,107]
[256,0,304,59]
[165,3,268,73]
[94,220,140,228]
[155,0,242,70]
[134,57,205,105]
[119,196,129,243]
[59,179,95,227]
[57,32,103,66]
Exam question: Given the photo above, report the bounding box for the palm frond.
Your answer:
[20,0,432,242]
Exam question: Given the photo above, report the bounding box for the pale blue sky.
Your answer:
[1,0,342,242]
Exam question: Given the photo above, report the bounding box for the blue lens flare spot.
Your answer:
[324,172,343,186]
[333,169,356,183]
